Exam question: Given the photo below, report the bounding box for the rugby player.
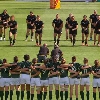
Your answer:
[52,14,63,45]
[8,15,18,46]
[1,9,10,40]
[25,11,36,41]
[30,58,41,100]
[92,60,100,100]
[34,15,44,46]
[9,56,20,100]
[0,15,3,40]
[89,10,98,41]
[69,56,81,100]
[65,13,73,40]
[68,16,78,46]
[80,58,91,100]
[19,54,31,100]
[81,15,89,46]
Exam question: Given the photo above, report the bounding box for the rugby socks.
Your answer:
[31,94,34,100]
[80,91,84,100]
[13,39,15,45]
[21,91,24,100]
[73,37,75,46]
[70,97,72,100]
[57,39,60,45]
[82,40,84,43]
[86,91,89,100]
[37,94,40,100]
[99,92,100,99]
[27,91,30,100]
[60,91,63,100]
[36,39,38,44]
[65,91,68,100]
[76,98,78,100]
[31,32,33,39]
[43,92,47,100]
[9,37,12,45]
[5,91,9,100]
[93,92,96,100]
[56,90,59,100]
[85,41,87,45]
[0,91,4,100]
[39,39,41,45]
[26,35,28,39]
[16,91,20,100]
[49,91,52,100]
[54,37,56,43]
[10,90,13,100]
[40,91,43,100]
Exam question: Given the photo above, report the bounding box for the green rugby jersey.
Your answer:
[69,62,81,78]
[31,68,40,78]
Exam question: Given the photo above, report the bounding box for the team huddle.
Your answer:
[0,9,100,46]
[0,44,100,100]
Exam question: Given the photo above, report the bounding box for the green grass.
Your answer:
[0,1,100,100]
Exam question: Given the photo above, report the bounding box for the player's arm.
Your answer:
[52,22,55,28]
[59,21,63,29]
[72,24,78,31]
[81,65,91,69]
[49,70,59,77]
[70,71,80,78]
[69,69,77,73]
[81,72,91,77]
[31,71,40,77]
[92,71,100,77]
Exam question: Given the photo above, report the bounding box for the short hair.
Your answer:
[24,54,30,61]
[72,56,76,62]
[14,56,18,63]
[3,58,7,63]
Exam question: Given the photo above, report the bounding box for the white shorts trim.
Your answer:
[59,77,69,85]
[0,78,10,87]
[40,80,48,86]
[69,78,80,85]
[31,78,41,86]
[49,77,59,85]
[80,78,90,85]
[93,78,100,87]
[10,78,20,85]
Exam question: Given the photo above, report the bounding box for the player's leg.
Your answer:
[13,33,17,45]
[69,34,72,43]
[93,79,97,100]
[35,33,39,45]
[3,27,7,40]
[66,28,69,40]
[0,78,4,100]
[15,85,20,100]
[82,32,85,45]
[54,33,57,44]
[93,87,96,100]
[10,84,14,100]
[70,85,74,100]
[60,85,64,100]
[85,34,88,46]
[97,34,100,46]
[9,32,13,46]
[75,78,79,100]
[86,85,90,100]
[0,27,3,40]
[72,34,76,46]
[94,32,97,45]
[43,86,48,100]
[90,28,94,40]
[31,29,34,41]
[98,87,100,99]
[49,84,53,100]
[25,28,30,41]
[54,84,59,100]
[39,33,42,46]
[57,33,61,45]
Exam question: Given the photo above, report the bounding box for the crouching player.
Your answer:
[48,58,60,100]
[80,58,91,100]
[92,60,100,100]
[8,15,18,46]
[9,56,20,100]
[30,58,41,100]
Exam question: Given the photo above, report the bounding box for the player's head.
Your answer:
[94,10,97,15]
[98,15,100,20]
[13,56,18,63]
[10,15,15,21]
[43,43,47,47]
[3,9,7,14]
[30,11,33,15]
[71,16,75,21]
[61,58,66,64]
[83,58,88,64]
[72,56,76,62]
[24,54,30,61]
[69,13,73,18]
[83,15,87,20]
[56,13,59,19]
[3,58,7,63]
[37,15,40,21]
[94,60,99,66]
[32,58,37,64]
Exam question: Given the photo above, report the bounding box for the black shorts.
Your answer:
[91,24,95,29]
[69,29,77,35]
[65,24,69,29]
[3,23,8,28]
[35,29,42,34]
[54,29,62,34]
[27,24,35,29]
[96,30,100,34]
[10,29,17,34]
[82,28,89,35]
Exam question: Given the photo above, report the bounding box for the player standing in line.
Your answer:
[1,9,10,40]
[81,15,89,46]
[80,58,91,100]
[8,15,18,46]
[52,14,63,45]
[69,56,81,100]
[19,55,31,100]
[95,15,100,46]
[58,59,70,100]
[30,58,41,100]
[48,58,60,100]
[25,11,36,41]
[9,56,20,100]
[92,60,100,100]
[34,15,44,46]
[65,13,73,40]
[68,16,78,46]
[0,15,4,40]
[89,10,98,41]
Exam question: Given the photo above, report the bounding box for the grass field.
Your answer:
[0,1,100,100]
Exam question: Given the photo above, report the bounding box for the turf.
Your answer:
[0,1,100,100]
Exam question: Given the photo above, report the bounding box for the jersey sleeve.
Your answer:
[52,19,55,23]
